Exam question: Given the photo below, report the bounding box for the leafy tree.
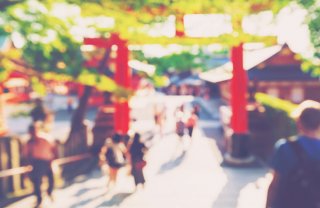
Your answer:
[133,49,209,75]
[0,0,116,154]
[296,0,320,77]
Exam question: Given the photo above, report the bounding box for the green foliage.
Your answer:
[4,1,84,77]
[296,0,320,77]
[255,93,297,115]
[296,0,316,8]
[112,86,134,102]
[10,108,31,118]
[31,77,47,96]
[150,74,169,87]
[255,93,298,140]
[133,49,210,75]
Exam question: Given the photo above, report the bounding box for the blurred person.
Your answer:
[100,133,127,189]
[23,122,58,207]
[30,98,53,132]
[186,111,198,138]
[266,100,320,208]
[30,98,49,123]
[67,96,74,113]
[154,105,165,137]
[176,116,185,140]
[122,133,131,147]
[128,133,147,190]
[193,104,200,117]
[175,105,185,119]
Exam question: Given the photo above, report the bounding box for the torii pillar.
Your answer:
[114,37,131,134]
[0,87,7,136]
[225,43,254,164]
[83,34,131,153]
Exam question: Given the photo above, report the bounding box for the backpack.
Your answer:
[105,146,126,168]
[278,141,320,208]
[176,120,185,136]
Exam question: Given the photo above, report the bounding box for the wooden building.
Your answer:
[200,44,320,104]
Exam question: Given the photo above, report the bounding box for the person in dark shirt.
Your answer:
[30,98,49,122]
[100,134,126,189]
[23,122,58,207]
[266,100,320,208]
[129,133,147,190]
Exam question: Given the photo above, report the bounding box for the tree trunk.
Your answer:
[91,91,114,155]
[64,85,92,156]
[71,85,92,131]
[64,47,111,156]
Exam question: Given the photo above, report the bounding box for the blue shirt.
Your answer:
[271,135,320,176]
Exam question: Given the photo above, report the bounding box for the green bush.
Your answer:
[255,93,298,139]
[250,93,298,159]
[255,93,297,115]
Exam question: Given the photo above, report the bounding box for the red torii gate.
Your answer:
[176,15,250,160]
[84,33,131,134]
[83,18,250,161]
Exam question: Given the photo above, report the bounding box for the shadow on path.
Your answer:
[212,167,267,208]
[96,192,133,207]
[157,151,187,175]
[70,191,106,208]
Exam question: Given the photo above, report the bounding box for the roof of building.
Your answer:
[199,44,317,83]
[248,65,318,81]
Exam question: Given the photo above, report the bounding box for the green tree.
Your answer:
[296,0,320,77]
[0,0,116,155]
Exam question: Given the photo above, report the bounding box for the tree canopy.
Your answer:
[296,0,320,77]
[0,0,295,90]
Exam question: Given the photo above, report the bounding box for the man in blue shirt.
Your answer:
[266,100,320,208]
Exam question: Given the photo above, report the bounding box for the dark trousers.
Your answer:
[131,164,145,186]
[187,127,194,137]
[29,159,54,204]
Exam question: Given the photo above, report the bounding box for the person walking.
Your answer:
[23,122,58,207]
[266,100,320,208]
[100,134,127,189]
[30,98,49,123]
[30,98,53,132]
[128,133,147,190]
[186,111,198,138]
[67,96,74,113]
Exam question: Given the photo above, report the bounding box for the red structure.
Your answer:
[230,44,248,134]
[230,43,250,159]
[114,38,131,134]
[83,34,131,134]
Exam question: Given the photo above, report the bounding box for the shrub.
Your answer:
[250,93,298,159]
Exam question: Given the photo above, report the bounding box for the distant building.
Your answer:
[200,44,320,103]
